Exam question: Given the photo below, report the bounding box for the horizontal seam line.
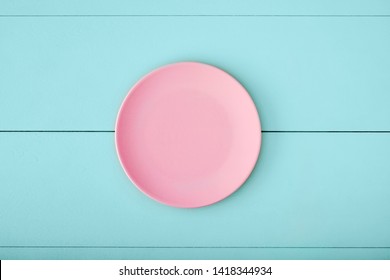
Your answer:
[1,15,390,18]
[0,130,115,133]
[1,246,389,249]
[1,131,390,133]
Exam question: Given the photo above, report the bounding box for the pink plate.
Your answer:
[115,62,261,208]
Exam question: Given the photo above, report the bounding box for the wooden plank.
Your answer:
[1,248,389,260]
[1,17,390,131]
[0,132,389,253]
[1,0,390,16]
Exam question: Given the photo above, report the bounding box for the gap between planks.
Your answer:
[1,131,390,133]
[1,15,390,18]
[1,246,390,249]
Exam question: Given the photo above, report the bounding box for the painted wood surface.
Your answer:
[1,1,390,259]
[1,17,390,130]
[1,248,389,260]
[0,133,389,259]
[1,0,390,15]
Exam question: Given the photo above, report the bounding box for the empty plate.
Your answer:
[115,62,261,208]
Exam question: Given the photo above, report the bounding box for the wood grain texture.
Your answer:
[1,17,390,131]
[1,1,390,260]
[1,0,390,15]
[1,133,389,259]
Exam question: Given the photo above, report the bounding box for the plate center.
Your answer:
[142,88,232,184]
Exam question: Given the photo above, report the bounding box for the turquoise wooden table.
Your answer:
[1,0,390,260]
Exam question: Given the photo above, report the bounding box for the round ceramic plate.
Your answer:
[115,62,261,208]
